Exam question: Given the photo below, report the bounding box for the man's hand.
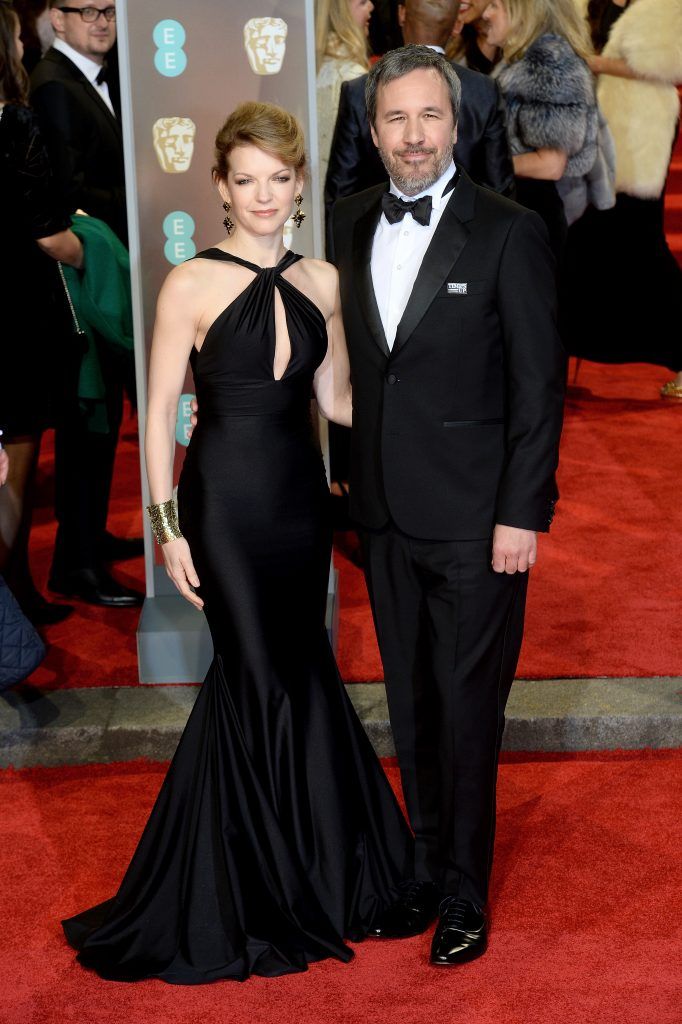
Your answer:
[492,524,537,574]
[0,448,8,487]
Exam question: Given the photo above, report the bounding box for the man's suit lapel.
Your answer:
[48,49,121,140]
[352,192,391,358]
[393,171,477,355]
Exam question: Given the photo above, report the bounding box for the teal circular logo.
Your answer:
[176,393,196,447]
[153,19,187,77]
[163,210,196,265]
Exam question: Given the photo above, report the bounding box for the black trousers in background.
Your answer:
[361,524,528,908]
[51,334,125,576]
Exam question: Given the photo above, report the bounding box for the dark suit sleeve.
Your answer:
[15,110,71,239]
[324,79,365,260]
[480,80,515,197]
[494,210,565,532]
[31,79,125,224]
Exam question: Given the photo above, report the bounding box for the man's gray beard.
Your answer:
[378,144,453,197]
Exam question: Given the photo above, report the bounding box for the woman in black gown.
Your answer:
[0,4,81,625]
[62,101,413,983]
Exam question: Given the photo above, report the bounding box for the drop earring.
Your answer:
[292,193,306,229]
[222,200,234,234]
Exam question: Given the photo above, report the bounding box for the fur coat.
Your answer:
[596,0,682,199]
[496,33,614,223]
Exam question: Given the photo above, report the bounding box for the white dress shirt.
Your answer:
[371,160,457,350]
[53,37,115,117]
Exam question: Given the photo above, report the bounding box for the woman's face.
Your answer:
[217,143,302,241]
[458,0,492,26]
[349,0,374,36]
[481,0,510,47]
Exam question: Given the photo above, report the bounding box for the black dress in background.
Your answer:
[62,249,413,983]
[561,1,682,371]
[0,103,71,441]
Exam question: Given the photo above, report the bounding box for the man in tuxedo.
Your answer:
[31,0,142,607]
[31,1,126,242]
[325,0,513,255]
[333,46,565,964]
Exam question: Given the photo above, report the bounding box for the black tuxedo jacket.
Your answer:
[325,61,513,257]
[333,171,565,540]
[30,48,127,244]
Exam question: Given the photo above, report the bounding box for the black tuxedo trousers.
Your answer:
[362,525,527,905]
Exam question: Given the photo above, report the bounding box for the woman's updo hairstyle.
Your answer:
[213,101,307,181]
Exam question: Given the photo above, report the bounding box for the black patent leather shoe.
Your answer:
[430,897,487,966]
[368,880,442,939]
[100,532,145,562]
[48,568,144,608]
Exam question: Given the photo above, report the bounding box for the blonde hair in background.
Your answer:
[212,101,307,181]
[314,0,370,70]
[501,0,593,63]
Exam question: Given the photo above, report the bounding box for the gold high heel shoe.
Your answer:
[660,380,682,400]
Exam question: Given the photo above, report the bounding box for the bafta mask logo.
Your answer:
[153,117,196,174]
[243,17,288,76]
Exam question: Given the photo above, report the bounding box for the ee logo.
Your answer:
[176,393,196,447]
[153,19,187,77]
[163,211,196,265]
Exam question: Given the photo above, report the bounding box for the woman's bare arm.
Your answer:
[145,264,204,609]
[313,268,352,429]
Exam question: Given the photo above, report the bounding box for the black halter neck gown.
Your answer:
[61,248,413,983]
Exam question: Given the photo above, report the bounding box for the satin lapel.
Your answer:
[351,195,390,358]
[393,174,477,355]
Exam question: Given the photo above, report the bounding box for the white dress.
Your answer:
[315,41,366,239]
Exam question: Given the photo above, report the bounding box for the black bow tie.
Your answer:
[95,65,108,86]
[381,192,432,226]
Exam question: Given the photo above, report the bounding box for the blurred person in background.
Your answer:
[0,0,83,626]
[482,0,599,259]
[446,0,500,75]
[13,0,53,73]
[30,0,142,607]
[316,0,374,197]
[367,0,402,53]
[562,0,682,396]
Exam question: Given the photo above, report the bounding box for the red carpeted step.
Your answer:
[0,752,679,1023]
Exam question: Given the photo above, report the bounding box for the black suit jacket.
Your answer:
[30,47,127,244]
[333,171,565,540]
[325,61,513,257]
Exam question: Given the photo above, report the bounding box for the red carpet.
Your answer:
[24,130,682,688]
[1,752,680,1024]
[337,360,682,681]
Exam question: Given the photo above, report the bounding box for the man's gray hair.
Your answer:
[365,45,462,127]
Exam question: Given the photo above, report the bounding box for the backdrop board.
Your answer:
[116,0,326,682]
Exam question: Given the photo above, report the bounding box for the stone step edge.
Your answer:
[1,678,680,767]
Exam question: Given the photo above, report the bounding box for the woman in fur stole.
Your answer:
[562,0,682,397]
[482,0,597,258]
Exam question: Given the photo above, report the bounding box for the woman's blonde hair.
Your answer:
[315,0,370,70]
[213,102,306,180]
[501,0,593,63]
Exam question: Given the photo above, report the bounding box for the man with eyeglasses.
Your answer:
[31,1,124,241]
[29,1,144,610]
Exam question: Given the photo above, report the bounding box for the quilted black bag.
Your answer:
[0,575,45,690]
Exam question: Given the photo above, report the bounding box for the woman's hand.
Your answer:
[0,448,8,487]
[161,537,204,609]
